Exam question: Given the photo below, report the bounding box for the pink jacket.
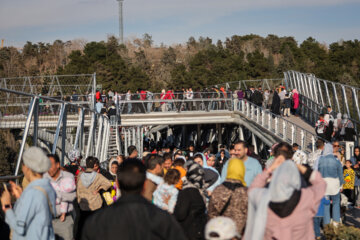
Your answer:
[293,93,299,109]
[249,170,326,240]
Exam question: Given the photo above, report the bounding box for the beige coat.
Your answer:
[77,171,112,211]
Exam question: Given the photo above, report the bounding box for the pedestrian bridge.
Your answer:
[0,70,359,178]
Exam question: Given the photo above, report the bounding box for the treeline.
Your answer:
[0,34,359,92]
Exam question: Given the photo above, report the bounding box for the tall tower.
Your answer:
[117,0,124,44]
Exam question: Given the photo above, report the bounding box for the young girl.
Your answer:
[343,160,355,204]
[153,169,180,213]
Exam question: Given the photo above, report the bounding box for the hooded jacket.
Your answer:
[77,170,112,211]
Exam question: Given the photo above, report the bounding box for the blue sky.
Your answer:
[0,0,360,47]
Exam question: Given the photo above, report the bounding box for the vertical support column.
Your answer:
[124,129,128,156]
[300,130,305,150]
[132,128,136,146]
[85,112,96,158]
[15,97,37,176]
[61,104,68,166]
[74,108,84,150]
[140,127,144,157]
[217,124,222,145]
[238,126,244,141]
[275,118,278,135]
[291,124,295,144]
[282,120,287,140]
[32,97,39,147]
[311,136,316,152]
[52,103,66,154]
[95,116,103,158]
[251,134,258,154]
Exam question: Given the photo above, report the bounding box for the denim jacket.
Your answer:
[317,154,344,186]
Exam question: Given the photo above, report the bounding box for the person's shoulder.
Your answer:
[61,170,75,179]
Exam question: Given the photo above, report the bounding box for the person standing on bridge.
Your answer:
[270,90,281,116]
[1,147,56,240]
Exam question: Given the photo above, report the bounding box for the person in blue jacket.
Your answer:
[1,147,56,240]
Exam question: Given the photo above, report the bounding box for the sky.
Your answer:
[0,0,360,47]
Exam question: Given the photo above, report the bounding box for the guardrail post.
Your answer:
[85,112,96,158]
[291,124,295,144]
[239,126,244,140]
[311,136,316,152]
[282,121,287,140]
[256,107,260,123]
[32,97,39,147]
[95,116,104,158]
[261,108,265,125]
[275,117,278,135]
[246,101,250,117]
[300,130,305,150]
[52,103,66,154]
[124,129,128,156]
[74,108,85,150]
[268,112,271,130]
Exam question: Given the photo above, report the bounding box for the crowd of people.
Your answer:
[91,85,301,117]
[1,137,360,240]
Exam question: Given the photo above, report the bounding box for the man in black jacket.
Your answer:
[81,160,187,240]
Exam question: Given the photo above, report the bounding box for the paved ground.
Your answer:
[345,207,360,228]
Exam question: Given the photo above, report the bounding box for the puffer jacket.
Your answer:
[208,179,248,234]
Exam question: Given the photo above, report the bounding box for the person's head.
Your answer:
[184,160,205,189]
[117,160,146,195]
[189,144,194,152]
[109,160,119,175]
[162,157,172,170]
[68,149,81,164]
[164,169,181,185]
[229,144,236,158]
[327,106,332,113]
[234,141,248,160]
[316,139,325,150]
[22,147,51,182]
[145,155,163,176]
[292,143,299,151]
[354,147,360,157]
[205,217,240,240]
[220,150,225,157]
[332,141,340,153]
[47,154,61,178]
[345,160,352,169]
[116,155,124,165]
[128,145,138,158]
[207,154,216,167]
[273,142,294,160]
[173,158,185,167]
[194,154,204,166]
[319,114,324,120]
[226,158,246,186]
[86,156,98,170]
[285,93,289,97]
[174,150,183,160]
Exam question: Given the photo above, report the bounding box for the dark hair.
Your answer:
[316,139,325,149]
[111,161,119,167]
[229,143,235,151]
[47,154,60,164]
[164,169,180,185]
[292,143,299,148]
[273,142,293,159]
[163,153,172,161]
[128,145,137,156]
[234,140,248,149]
[145,155,163,170]
[219,144,226,149]
[194,154,203,160]
[86,156,98,169]
[319,114,324,118]
[117,160,146,194]
[173,158,185,167]
[220,150,225,154]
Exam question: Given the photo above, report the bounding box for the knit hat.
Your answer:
[22,147,50,173]
[205,217,240,240]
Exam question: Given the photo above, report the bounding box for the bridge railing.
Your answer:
[235,99,320,153]
[0,87,111,177]
[284,70,360,143]
[114,92,234,114]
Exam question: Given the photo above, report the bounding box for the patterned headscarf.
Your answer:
[68,149,80,163]
[184,160,205,190]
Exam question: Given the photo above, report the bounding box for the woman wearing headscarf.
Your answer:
[173,161,207,240]
[208,158,248,235]
[193,153,221,194]
[270,90,281,115]
[244,160,326,240]
[292,89,299,116]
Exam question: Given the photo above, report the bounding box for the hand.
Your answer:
[268,156,285,173]
[1,185,11,212]
[296,164,307,175]
[60,213,66,222]
[9,181,22,199]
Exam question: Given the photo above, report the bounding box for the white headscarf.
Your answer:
[244,161,301,240]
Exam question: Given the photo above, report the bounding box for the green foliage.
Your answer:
[324,224,360,240]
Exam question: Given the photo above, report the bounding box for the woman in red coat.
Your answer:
[292,89,300,116]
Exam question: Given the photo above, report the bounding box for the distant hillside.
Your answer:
[0,34,359,92]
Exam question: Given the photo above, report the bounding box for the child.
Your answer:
[153,169,180,213]
[172,158,187,190]
[315,114,328,139]
[343,160,355,204]
[283,93,291,117]
[313,197,330,240]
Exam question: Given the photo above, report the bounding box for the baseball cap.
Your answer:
[205,217,240,240]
